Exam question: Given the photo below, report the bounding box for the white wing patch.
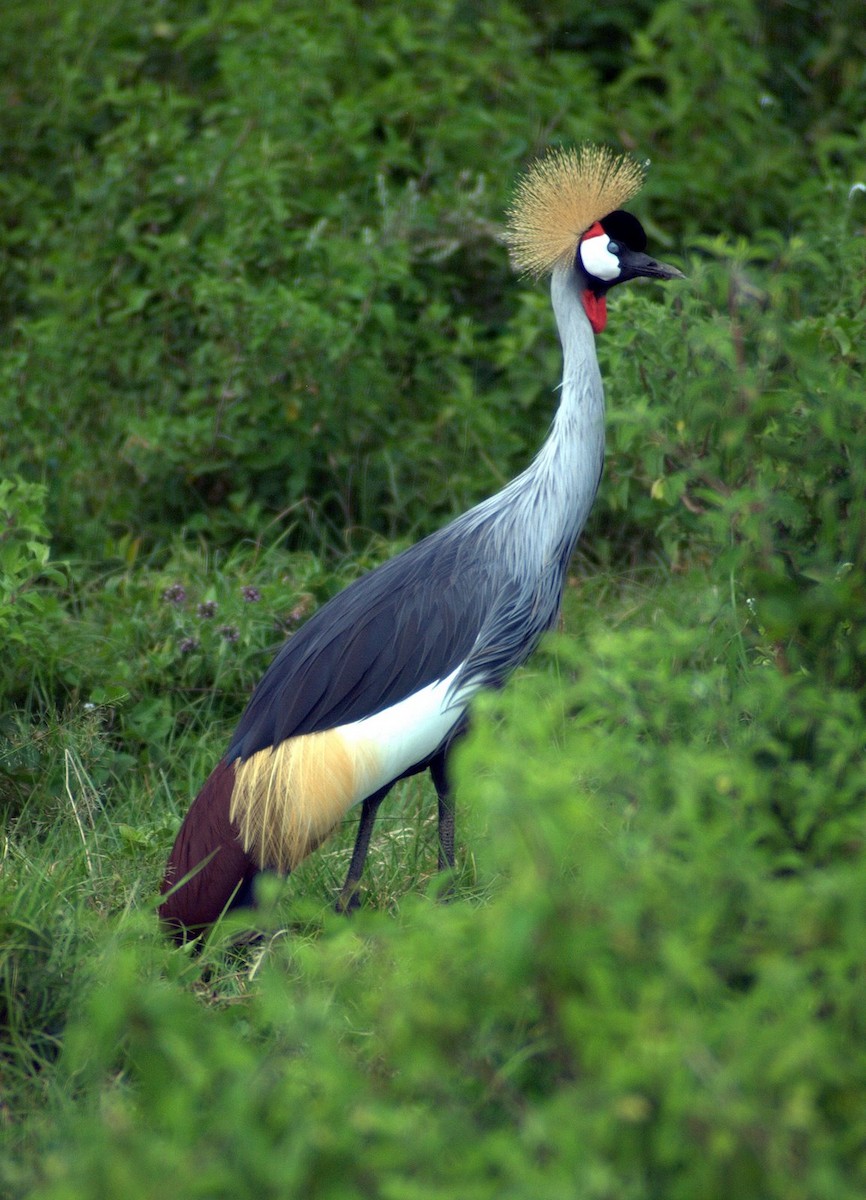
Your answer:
[579,233,621,282]
[231,664,475,872]
[340,664,471,798]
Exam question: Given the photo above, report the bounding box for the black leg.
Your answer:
[335,784,392,913]
[429,752,455,873]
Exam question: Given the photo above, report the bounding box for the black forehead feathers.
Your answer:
[600,209,647,252]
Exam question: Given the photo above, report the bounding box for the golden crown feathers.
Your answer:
[504,144,646,278]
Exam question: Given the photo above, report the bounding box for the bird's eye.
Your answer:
[606,241,621,255]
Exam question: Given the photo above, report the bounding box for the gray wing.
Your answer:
[228,522,510,761]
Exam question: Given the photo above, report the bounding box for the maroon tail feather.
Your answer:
[159,757,258,936]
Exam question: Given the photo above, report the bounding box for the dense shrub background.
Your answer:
[2,1,866,1197]
[3,0,863,555]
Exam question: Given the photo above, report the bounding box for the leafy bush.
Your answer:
[1,0,864,557]
[0,478,64,643]
[15,585,866,1199]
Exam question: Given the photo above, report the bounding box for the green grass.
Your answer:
[4,542,866,1197]
[0,562,630,1166]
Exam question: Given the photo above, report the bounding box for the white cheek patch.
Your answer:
[579,233,621,282]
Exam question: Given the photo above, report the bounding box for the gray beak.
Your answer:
[623,249,685,281]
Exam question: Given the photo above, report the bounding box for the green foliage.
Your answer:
[596,214,866,692]
[2,1,866,1197]
[0,535,363,828]
[8,587,866,1199]
[0,478,64,643]
[1,0,863,555]
[1,0,582,553]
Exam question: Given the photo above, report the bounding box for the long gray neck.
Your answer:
[475,266,604,561]
[535,265,606,539]
[455,265,605,586]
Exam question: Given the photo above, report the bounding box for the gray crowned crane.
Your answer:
[159,144,682,935]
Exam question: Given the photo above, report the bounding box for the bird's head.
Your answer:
[505,144,683,334]
[577,209,683,332]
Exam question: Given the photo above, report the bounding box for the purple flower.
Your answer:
[197,600,218,619]
[241,585,262,603]
[178,636,199,655]
[162,583,187,605]
[218,624,240,644]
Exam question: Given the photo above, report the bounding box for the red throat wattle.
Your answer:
[579,221,609,334]
[581,290,607,334]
